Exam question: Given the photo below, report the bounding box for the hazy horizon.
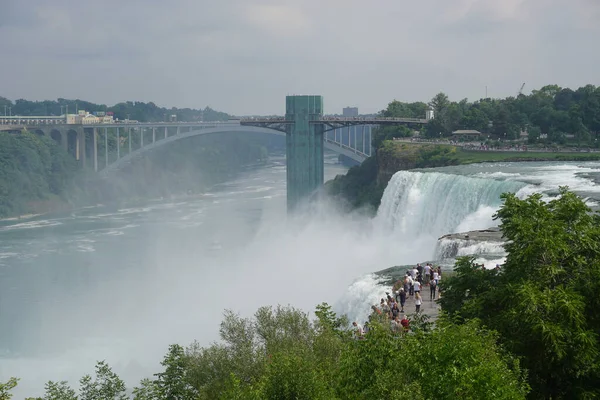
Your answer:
[1,0,599,115]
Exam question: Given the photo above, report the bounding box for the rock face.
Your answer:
[438,227,504,242]
[376,143,420,185]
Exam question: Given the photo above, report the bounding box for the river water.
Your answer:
[2,155,600,397]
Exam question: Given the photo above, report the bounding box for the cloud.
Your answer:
[0,0,598,114]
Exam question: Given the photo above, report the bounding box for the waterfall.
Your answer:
[434,238,506,259]
[375,171,528,238]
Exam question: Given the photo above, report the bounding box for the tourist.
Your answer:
[352,321,364,339]
[415,293,422,313]
[381,298,390,314]
[414,279,421,295]
[391,301,400,319]
[398,288,406,312]
[400,315,410,333]
[430,278,437,300]
[411,265,418,280]
[390,317,398,333]
[405,273,414,296]
[424,263,431,285]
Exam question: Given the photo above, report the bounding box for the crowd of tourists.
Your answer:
[353,263,443,339]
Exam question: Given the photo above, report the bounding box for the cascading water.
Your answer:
[375,171,528,238]
[434,238,506,259]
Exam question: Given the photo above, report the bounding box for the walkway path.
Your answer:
[400,287,441,322]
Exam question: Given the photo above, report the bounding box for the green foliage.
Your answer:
[440,188,600,399]
[371,125,413,149]
[376,84,600,142]
[4,98,229,123]
[324,155,385,212]
[415,145,459,168]
[10,303,530,399]
[43,381,77,400]
[79,361,128,400]
[336,318,528,399]
[0,130,78,217]
[0,378,18,400]
[153,345,197,400]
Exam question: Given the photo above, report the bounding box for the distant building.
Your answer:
[343,107,358,117]
[451,130,482,140]
[81,114,100,124]
[66,110,113,124]
[426,109,435,121]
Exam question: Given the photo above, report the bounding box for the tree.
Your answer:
[0,378,18,400]
[43,381,77,400]
[336,318,528,399]
[429,92,450,116]
[527,126,541,144]
[79,361,128,400]
[440,188,600,399]
[154,345,197,400]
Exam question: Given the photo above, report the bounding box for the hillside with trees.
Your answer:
[382,84,600,144]
[0,97,230,122]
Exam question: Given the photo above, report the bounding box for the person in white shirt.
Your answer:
[352,321,364,339]
[411,267,418,280]
[413,280,421,294]
[424,264,431,285]
[406,273,414,296]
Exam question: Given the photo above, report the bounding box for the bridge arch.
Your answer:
[50,129,62,145]
[100,125,366,177]
[34,129,45,137]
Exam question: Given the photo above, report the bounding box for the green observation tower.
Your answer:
[285,95,325,211]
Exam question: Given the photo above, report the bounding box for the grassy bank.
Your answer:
[454,148,600,163]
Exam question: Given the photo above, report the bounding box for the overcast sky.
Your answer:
[1,0,598,115]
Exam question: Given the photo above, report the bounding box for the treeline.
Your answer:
[379,84,600,143]
[328,84,600,212]
[0,97,230,122]
[1,305,530,400]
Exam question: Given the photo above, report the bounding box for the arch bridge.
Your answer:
[7,95,428,210]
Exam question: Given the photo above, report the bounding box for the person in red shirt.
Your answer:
[400,315,410,333]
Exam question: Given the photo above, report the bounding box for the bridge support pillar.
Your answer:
[77,128,86,167]
[116,127,120,159]
[128,128,132,154]
[285,95,324,211]
[164,127,167,139]
[93,127,98,172]
[140,127,144,148]
[152,127,156,143]
[104,127,109,168]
